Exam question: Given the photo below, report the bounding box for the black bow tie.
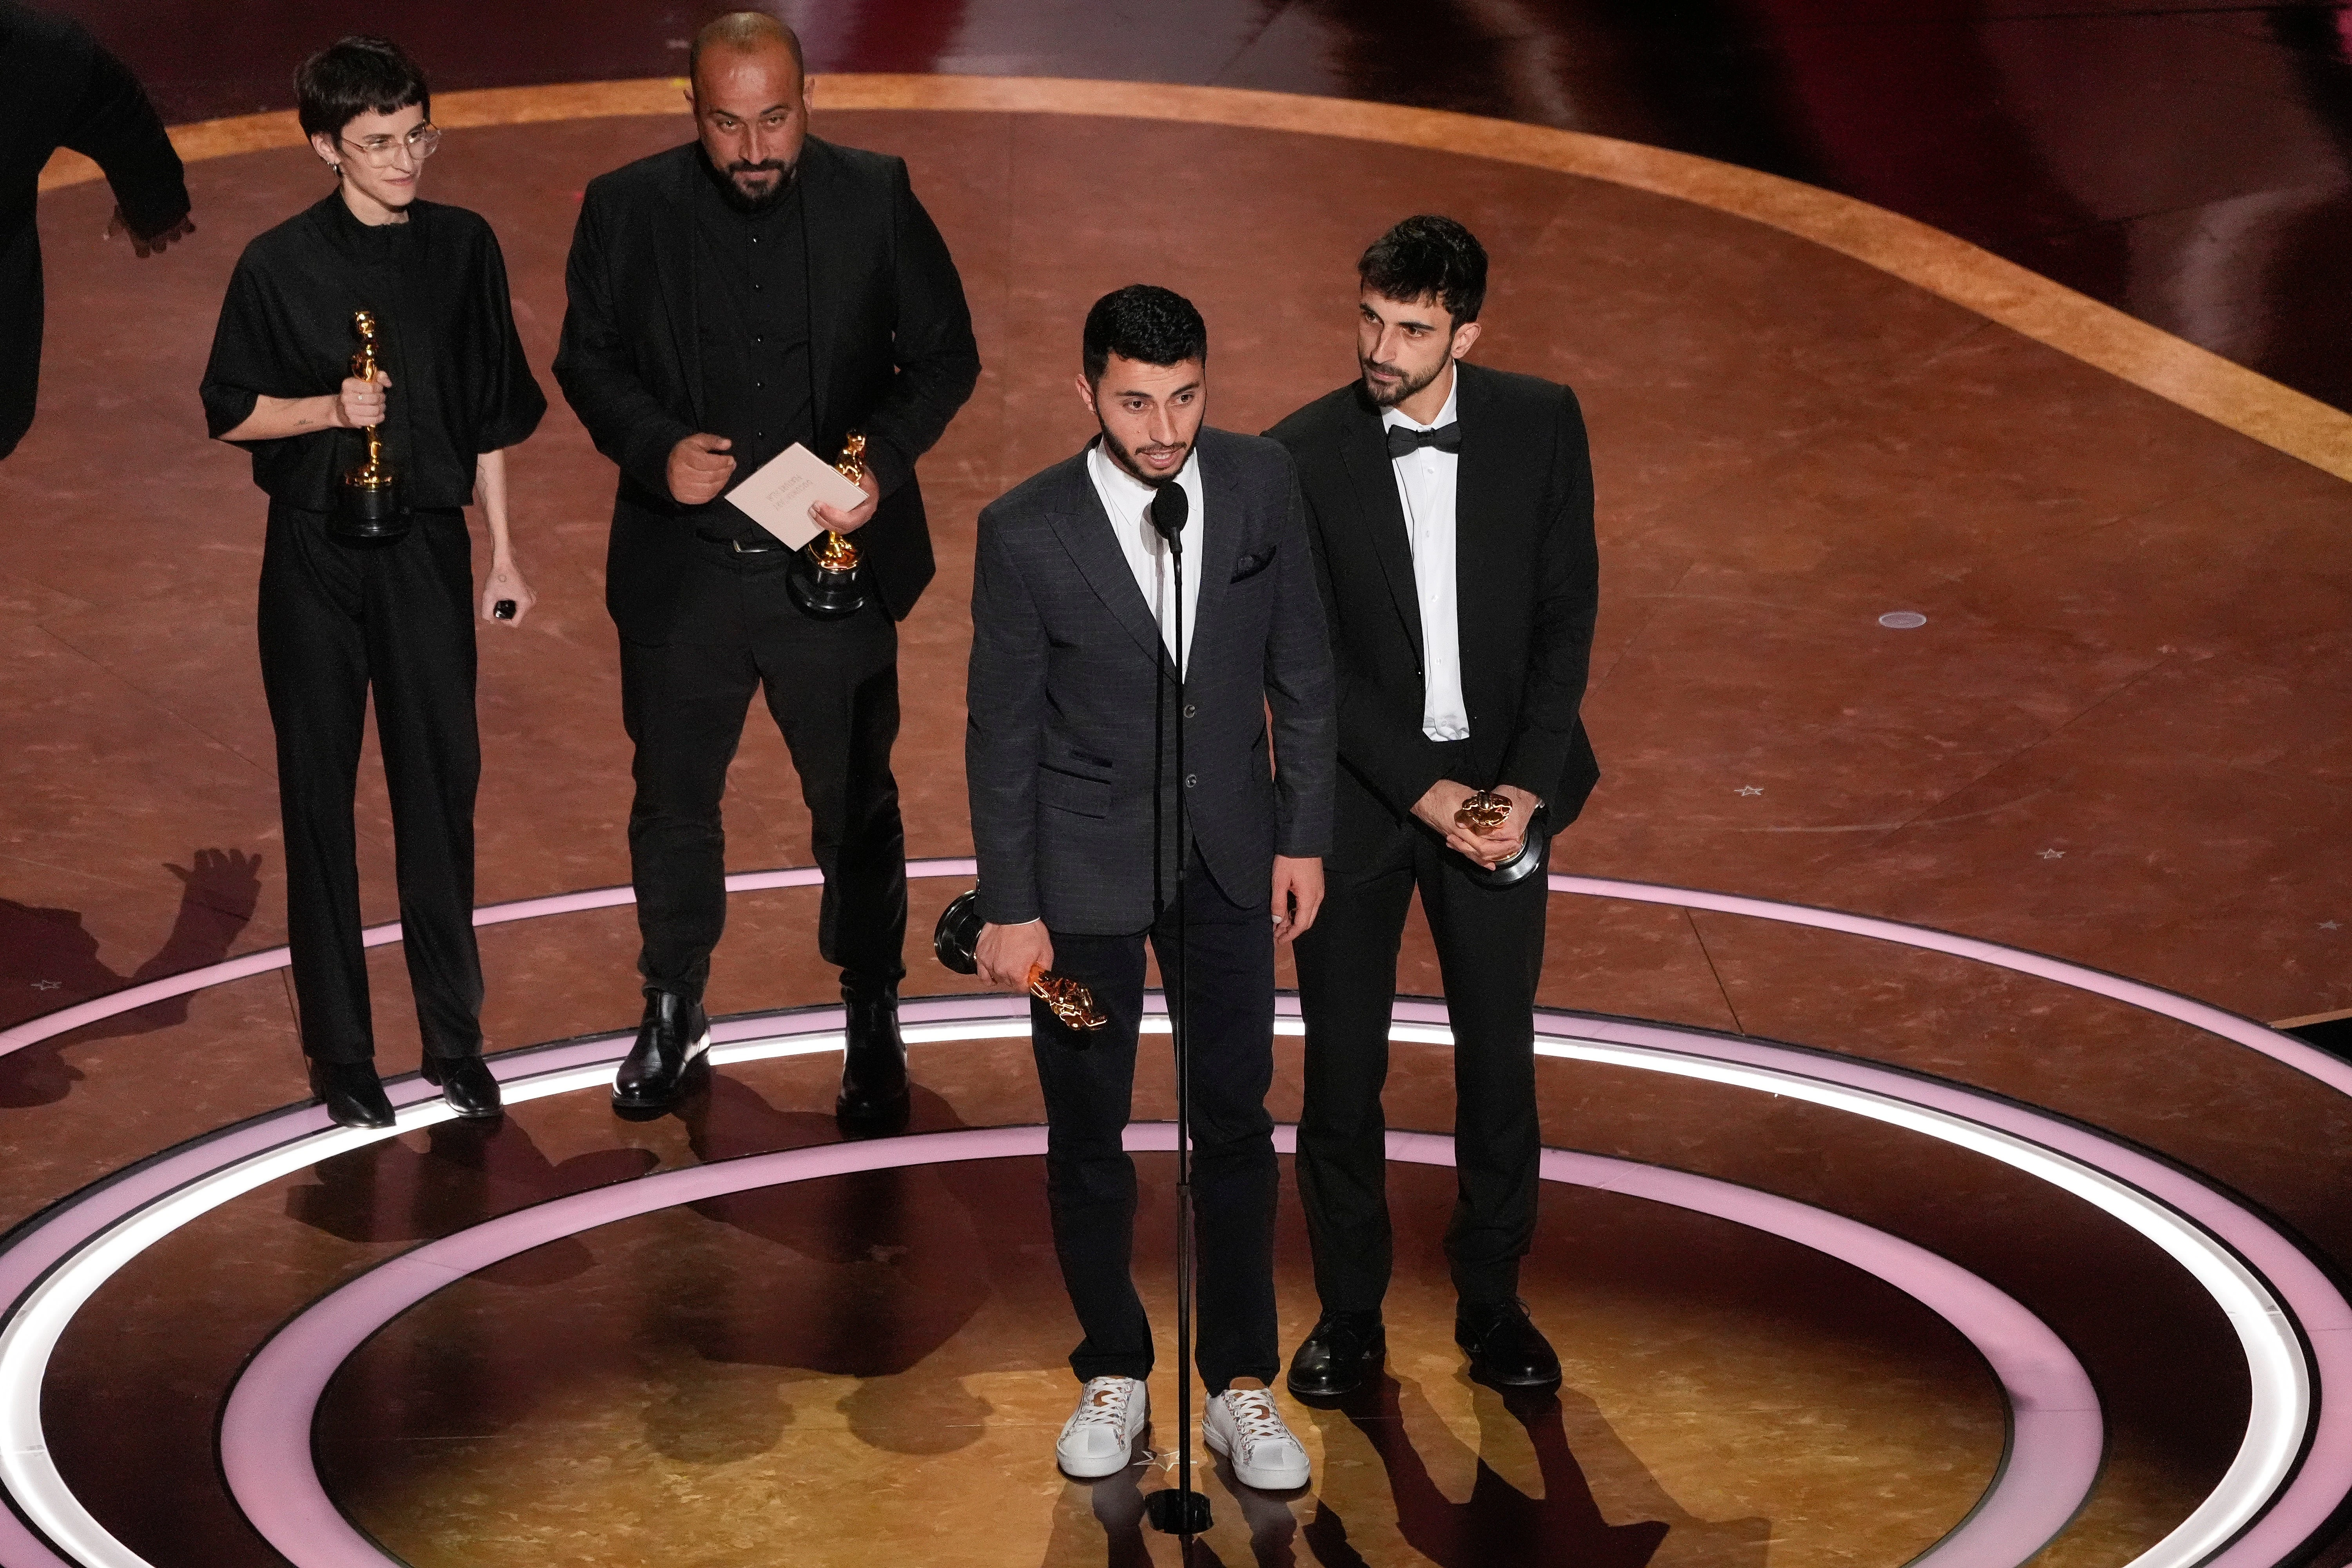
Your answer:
[1385,421,1461,460]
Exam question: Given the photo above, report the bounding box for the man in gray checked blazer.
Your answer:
[965,286,1334,1489]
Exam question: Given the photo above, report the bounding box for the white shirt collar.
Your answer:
[1380,368,1460,434]
[1086,439,1199,514]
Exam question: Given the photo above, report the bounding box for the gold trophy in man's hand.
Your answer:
[332,310,408,542]
[933,891,1110,1038]
[788,431,870,620]
[1454,788,1550,888]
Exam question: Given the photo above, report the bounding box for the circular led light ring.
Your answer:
[214,1111,2094,1568]
[0,997,2309,1568]
[0,860,2341,1566]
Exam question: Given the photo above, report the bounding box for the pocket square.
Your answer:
[1230,547,1276,583]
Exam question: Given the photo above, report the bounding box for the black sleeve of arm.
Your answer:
[1498,387,1600,799]
[470,226,546,452]
[552,190,693,495]
[198,258,289,443]
[965,506,1049,926]
[61,43,187,239]
[1265,462,1337,858]
[858,160,980,498]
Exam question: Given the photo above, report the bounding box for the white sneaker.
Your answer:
[1056,1376,1149,1478]
[1203,1386,1311,1490]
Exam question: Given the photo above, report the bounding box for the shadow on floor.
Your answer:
[0,848,261,1106]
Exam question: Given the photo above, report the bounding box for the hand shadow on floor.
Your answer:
[0,848,261,1107]
[1299,1374,1770,1568]
[284,1116,657,1286]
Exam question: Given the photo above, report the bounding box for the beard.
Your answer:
[708,155,796,214]
[1096,419,1190,488]
[1359,348,1445,409]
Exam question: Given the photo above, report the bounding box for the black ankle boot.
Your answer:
[1455,1297,1561,1391]
[309,1058,394,1129]
[612,989,710,1114]
[835,980,909,1133]
[421,1053,503,1119]
[1287,1309,1386,1398]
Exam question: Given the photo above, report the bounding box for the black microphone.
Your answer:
[1149,481,1187,555]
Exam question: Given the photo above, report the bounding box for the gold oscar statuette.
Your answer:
[332,310,408,541]
[1027,964,1111,1032]
[788,431,871,619]
[1453,788,1550,888]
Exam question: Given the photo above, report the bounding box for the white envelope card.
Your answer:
[725,443,867,549]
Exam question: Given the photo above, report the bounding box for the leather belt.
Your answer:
[695,529,786,553]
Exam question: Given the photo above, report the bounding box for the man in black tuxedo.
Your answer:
[555,13,978,1130]
[965,286,1333,1487]
[1267,216,1599,1395]
[1,0,195,460]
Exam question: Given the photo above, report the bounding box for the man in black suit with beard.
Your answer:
[1267,216,1600,1396]
[555,12,979,1131]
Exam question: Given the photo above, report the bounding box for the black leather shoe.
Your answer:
[613,989,711,1114]
[309,1058,394,1130]
[835,984,909,1132]
[1456,1298,1562,1391]
[421,1053,503,1118]
[1287,1309,1386,1399]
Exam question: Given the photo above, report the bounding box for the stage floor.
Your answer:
[4,82,2350,1568]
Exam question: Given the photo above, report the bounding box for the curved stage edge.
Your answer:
[34,75,2352,483]
[0,861,2347,1568]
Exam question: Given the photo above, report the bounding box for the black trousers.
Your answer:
[1293,761,1548,1311]
[257,503,483,1065]
[1038,860,1280,1394]
[0,221,42,461]
[619,539,906,1003]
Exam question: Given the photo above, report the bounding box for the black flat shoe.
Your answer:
[1455,1297,1562,1391]
[613,989,711,1115]
[421,1053,503,1118]
[835,984,909,1133]
[1287,1309,1386,1399]
[309,1058,394,1130]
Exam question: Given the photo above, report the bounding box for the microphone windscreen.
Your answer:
[1149,482,1189,550]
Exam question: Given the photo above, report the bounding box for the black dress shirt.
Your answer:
[691,157,815,541]
[200,196,545,513]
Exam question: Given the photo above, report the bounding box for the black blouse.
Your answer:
[200,194,545,512]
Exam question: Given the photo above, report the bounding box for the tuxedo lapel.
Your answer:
[795,138,841,437]
[1189,435,1245,655]
[1046,453,1166,666]
[1451,363,1499,677]
[1336,396,1425,667]
[652,152,704,429]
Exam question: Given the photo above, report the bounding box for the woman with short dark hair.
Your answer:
[200,36,544,1128]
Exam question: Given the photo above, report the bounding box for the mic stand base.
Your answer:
[1145,1487,1214,1535]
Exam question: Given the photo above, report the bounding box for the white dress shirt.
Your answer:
[1087,440,1204,675]
[1383,377,1469,741]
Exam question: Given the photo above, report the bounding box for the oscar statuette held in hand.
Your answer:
[788,431,870,620]
[332,310,408,543]
[1454,789,1551,889]
[932,891,1109,1041]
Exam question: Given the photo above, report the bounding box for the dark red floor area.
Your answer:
[41,0,2352,414]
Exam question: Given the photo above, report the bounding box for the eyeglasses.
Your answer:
[339,124,441,167]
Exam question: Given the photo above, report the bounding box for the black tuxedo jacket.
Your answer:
[553,137,980,639]
[1266,361,1599,824]
[966,429,1335,935]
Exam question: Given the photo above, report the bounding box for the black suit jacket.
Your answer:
[1267,361,1599,825]
[966,428,1336,935]
[553,137,980,639]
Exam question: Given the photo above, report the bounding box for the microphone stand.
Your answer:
[1141,482,1210,1550]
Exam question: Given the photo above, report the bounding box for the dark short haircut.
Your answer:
[1082,285,1208,384]
[1358,215,1488,327]
[295,36,430,142]
[690,11,806,86]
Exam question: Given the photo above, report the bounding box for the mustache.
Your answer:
[727,160,789,176]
